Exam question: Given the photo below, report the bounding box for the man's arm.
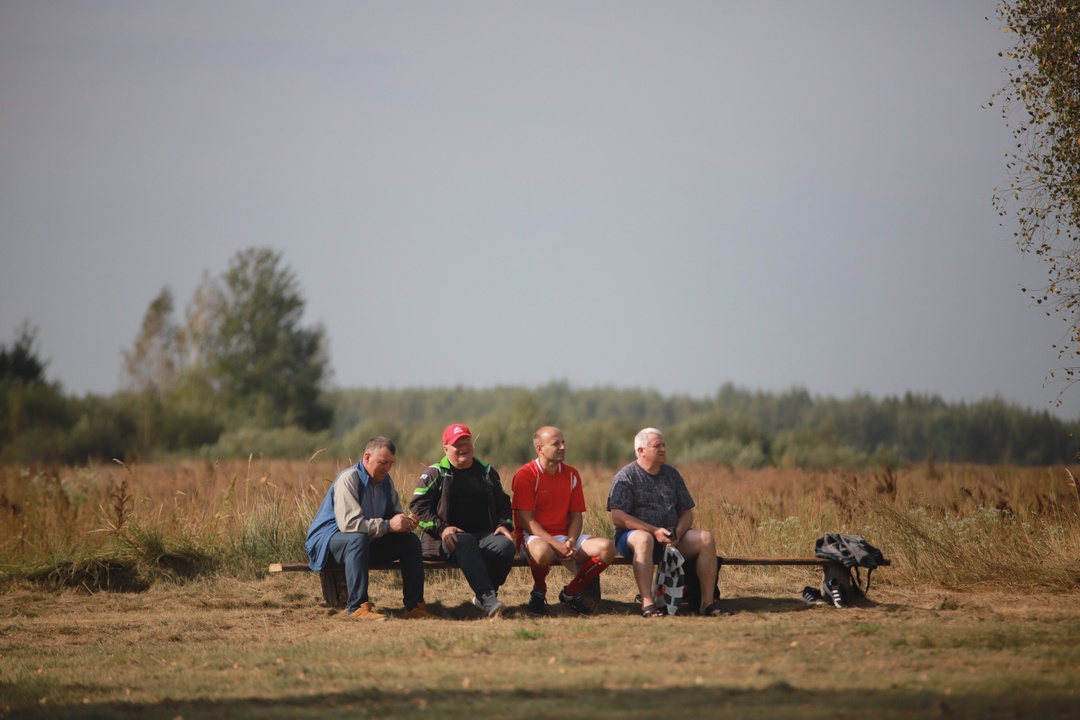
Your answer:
[611,508,676,546]
[387,479,405,517]
[334,472,389,537]
[566,511,584,549]
[566,470,587,548]
[411,467,446,539]
[383,477,418,533]
[673,508,693,544]
[489,466,514,533]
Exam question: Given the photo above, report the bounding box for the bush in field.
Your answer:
[559,417,640,468]
[676,437,769,468]
[64,396,138,464]
[207,426,334,460]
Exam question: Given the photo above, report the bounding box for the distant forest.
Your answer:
[4,363,1075,469]
[4,247,1076,469]
[326,382,1079,469]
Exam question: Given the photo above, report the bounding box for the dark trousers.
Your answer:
[445,531,516,597]
[327,531,424,613]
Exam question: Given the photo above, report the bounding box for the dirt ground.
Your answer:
[1,566,1078,719]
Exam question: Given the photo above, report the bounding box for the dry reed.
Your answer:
[1,459,1077,592]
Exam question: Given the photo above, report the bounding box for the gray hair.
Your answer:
[634,427,664,453]
[364,436,397,455]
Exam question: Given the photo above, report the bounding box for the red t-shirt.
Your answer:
[511,459,587,546]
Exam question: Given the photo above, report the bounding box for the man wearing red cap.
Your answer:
[411,423,516,618]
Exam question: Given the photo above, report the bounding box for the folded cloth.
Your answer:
[653,546,685,615]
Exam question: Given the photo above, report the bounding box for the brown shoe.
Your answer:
[402,601,435,620]
[349,602,387,621]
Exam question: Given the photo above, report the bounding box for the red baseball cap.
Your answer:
[442,423,473,446]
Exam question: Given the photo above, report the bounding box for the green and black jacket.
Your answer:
[411,456,514,559]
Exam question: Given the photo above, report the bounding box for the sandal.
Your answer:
[701,602,729,617]
[641,604,664,618]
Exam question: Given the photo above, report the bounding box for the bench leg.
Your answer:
[821,562,859,607]
[320,569,348,610]
[581,574,602,607]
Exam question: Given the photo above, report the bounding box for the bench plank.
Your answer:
[268,556,890,574]
[270,555,889,610]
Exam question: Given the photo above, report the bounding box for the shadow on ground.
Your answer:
[5,682,1076,720]
[336,592,894,621]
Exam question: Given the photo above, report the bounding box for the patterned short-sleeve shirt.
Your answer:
[606,461,695,531]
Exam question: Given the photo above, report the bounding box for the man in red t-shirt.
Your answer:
[511,426,616,615]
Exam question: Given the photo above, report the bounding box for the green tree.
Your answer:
[120,287,176,451]
[992,1,1080,390]
[0,320,47,384]
[122,287,181,394]
[202,247,331,430]
[121,285,226,453]
[0,322,72,461]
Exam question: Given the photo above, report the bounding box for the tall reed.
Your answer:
[1,459,1077,592]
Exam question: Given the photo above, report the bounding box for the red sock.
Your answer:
[565,557,608,596]
[528,557,550,592]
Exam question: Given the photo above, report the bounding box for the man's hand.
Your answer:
[494,526,514,542]
[389,513,419,533]
[550,538,574,560]
[441,525,463,551]
[653,527,675,546]
[563,537,577,559]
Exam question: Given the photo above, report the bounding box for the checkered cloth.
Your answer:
[653,546,685,615]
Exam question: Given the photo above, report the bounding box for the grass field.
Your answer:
[2,572,1078,719]
[2,459,1079,718]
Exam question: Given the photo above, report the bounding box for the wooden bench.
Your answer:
[268,555,889,610]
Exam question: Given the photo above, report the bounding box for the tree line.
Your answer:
[2,247,1077,468]
[327,383,1078,469]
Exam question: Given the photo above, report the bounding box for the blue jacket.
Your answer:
[305,461,403,571]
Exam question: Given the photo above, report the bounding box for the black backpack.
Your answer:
[682,559,721,613]
[813,533,885,607]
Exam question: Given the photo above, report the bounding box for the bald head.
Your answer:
[533,426,566,471]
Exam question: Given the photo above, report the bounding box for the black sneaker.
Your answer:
[801,586,823,605]
[824,578,846,608]
[527,590,547,616]
[558,588,591,615]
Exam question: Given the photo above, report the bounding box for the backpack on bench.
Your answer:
[812,533,885,608]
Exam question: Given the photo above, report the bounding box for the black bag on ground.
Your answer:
[682,558,721,613]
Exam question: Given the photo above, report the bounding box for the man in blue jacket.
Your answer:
[306,436,433,620]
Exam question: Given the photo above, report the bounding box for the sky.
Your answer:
[1,1,1075,419]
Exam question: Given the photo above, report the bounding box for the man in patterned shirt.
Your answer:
[607,427,723,617]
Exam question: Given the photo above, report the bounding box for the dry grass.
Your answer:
[2,458,1080,717]
[3,459,1080,592]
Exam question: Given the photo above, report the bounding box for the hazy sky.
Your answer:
[1,1,1073,418]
